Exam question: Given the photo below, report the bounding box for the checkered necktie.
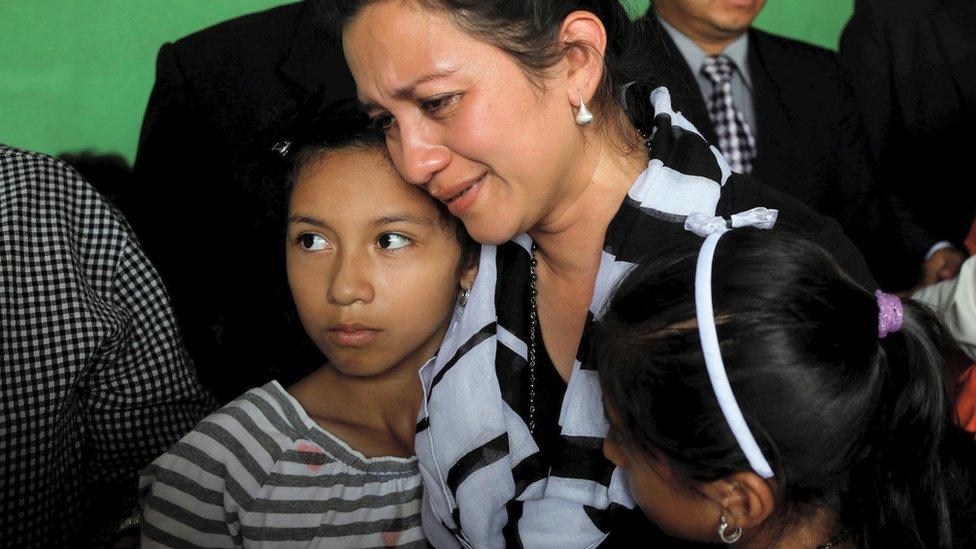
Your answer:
[701,55,756,174]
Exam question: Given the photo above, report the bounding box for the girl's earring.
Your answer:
[575,90,594,126]
[458,285,471,308]
[717,514,742,544]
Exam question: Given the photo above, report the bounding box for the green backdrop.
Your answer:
[0,1,853,163]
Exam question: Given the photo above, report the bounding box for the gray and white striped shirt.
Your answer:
[139,381,427,548]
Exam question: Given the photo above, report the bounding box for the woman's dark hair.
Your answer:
[319,0,663,146]
[596,229,976,548]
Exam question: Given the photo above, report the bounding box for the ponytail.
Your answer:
[849,300,976,549]
[596,229,976,548]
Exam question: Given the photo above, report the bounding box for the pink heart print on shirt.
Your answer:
[295,441,325,473]
[382,531,402,546]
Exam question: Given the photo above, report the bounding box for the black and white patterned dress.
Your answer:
[413,89,875,548]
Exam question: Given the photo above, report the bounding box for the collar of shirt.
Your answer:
[658,17,753,89]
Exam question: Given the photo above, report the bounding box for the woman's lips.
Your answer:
[327,328,380,347]
[444,174,485,216]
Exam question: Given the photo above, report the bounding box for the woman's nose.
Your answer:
[392,123,451,186]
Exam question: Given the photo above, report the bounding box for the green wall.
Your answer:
[0,1,853,163]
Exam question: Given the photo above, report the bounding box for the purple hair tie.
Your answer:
[875,290,904,338]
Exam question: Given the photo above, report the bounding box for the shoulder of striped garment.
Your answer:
[141,381,420,490]
[139,381,424,547]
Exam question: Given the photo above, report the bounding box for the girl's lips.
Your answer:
[445,174,485,217]
[327,329,380,347]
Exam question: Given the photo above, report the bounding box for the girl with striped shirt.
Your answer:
[139,101,478,548]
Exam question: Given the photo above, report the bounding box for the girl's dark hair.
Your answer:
[596,229,976,548]
[319,0,663,145]
[248,95,384,230]
[258,96,478,270]
[240,96,478,383]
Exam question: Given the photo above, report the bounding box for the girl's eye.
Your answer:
[421,93,461,114]
[298,233,329,251]
[377,233,411,250]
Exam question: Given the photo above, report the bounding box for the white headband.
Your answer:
[685,207,778,479]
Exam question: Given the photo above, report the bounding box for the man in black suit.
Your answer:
[131,1,356,401]
[840,0,976,273]
[648,0,962,290]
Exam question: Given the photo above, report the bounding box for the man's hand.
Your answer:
[921,247,966,286]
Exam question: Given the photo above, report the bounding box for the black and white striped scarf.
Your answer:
[415,88,734,548]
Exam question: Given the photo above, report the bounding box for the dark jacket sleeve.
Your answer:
[751,29,934,289]
[720,173,879,291]
[829,73,936,286]
[838,0,892,165]
[839,0,976,247]
[837,1,947,284]
[131,43,228,384]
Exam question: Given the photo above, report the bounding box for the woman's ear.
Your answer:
[700,472,776,532]
[558,10,608,109]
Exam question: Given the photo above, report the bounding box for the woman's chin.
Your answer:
[462,217,522,246]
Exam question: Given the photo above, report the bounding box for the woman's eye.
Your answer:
[297,233,329,251]
[421,93,461,113]
[377,233,411,250]
[370,113,396,131]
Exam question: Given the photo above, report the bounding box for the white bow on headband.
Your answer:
[685,206,779,479]
[684,207,779,237]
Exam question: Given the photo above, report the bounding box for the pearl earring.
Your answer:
[575,90,594,125]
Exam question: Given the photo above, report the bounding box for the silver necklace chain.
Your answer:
[526,131,648,436]
[528,243,538,434]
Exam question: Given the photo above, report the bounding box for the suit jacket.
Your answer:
[132,1,356,401]
[649,22,934,289]
[840,0,976,249]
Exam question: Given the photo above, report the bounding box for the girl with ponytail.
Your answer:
[598,227,976,548]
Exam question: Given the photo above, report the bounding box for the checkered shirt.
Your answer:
[701,54,758,174]
[0,145,217,548]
